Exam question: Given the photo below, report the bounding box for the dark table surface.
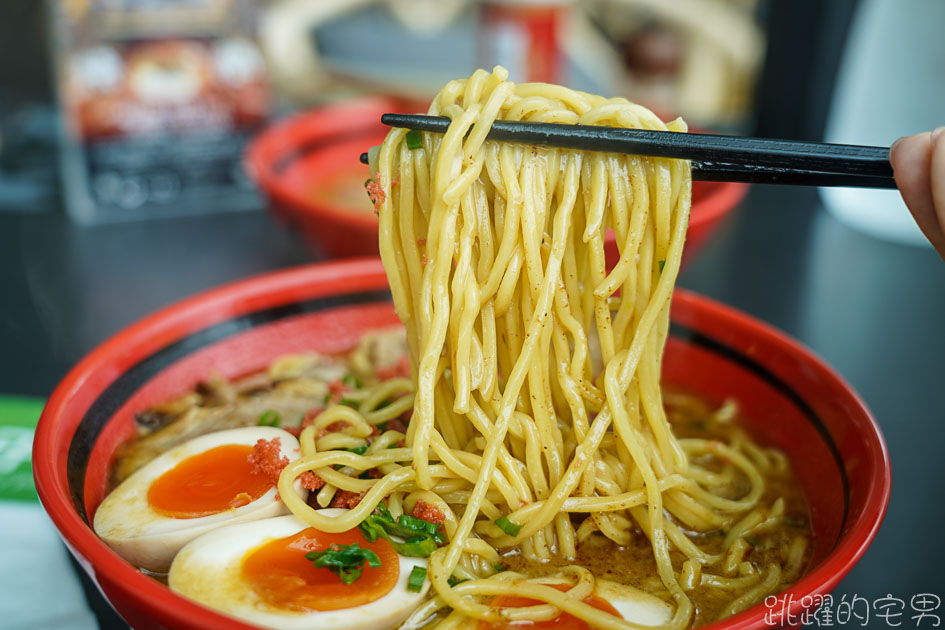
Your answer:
[4,183,944,628]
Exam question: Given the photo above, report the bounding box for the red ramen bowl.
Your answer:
[246,106,748,262]
[33,258,888,630]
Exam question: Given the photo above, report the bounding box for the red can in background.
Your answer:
[478,1,571,84]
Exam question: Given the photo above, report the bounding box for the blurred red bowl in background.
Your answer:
[245,97,401,259]
[247,106,748,263]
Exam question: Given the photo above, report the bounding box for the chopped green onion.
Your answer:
[257,410,281,427]
[323,392,332,405]
[340,397,359,408]
[359,502,446,558]
[397,514,440,535]
[658,260,666,273]
[347,444,369,455]
[494,516,522,537]
[405,129,423,150]
[407,566,427,592]
[342,373,363,389]
[493,563,507,573]
[447,575,468,587]
[305,543,381,585]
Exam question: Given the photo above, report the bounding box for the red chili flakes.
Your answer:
[299,471,326,491]
[329,490,367,509]
[329,380,351,396]
[366,179,386,214]
[324,380,355,407]
[248,438,289,486]
[412,500,446,525]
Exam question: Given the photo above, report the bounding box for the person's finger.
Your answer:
[890,130,945,260]
[929,127,945,244]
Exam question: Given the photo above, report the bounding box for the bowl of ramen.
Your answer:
[33,257,888,630]
[245,100,747,263]
[37,70,887,630]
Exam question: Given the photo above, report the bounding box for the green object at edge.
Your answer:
[0,396,46,502]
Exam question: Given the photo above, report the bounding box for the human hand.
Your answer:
[889,128,945,261]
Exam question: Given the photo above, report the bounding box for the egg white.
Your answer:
[595,579,672,626]
[168,511,431,630]
[94,426,305,573]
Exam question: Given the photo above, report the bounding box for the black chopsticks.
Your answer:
[362,113,896,189]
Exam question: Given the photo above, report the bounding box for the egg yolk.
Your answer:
[147,444,273,518]
[478,584,621,630]
[241,527,400,612]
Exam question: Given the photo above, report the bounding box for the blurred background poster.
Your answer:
[51,0,270,223]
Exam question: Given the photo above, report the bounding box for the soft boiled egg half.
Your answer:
[169,510,431,630]
[94,426,305,573]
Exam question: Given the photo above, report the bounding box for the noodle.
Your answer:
[276,67,806,628]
